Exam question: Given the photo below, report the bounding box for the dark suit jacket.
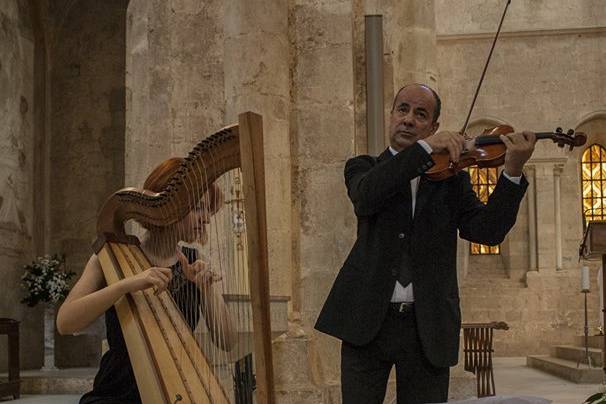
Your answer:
[315,143,528,368]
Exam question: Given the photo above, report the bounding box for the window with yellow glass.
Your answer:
[581,144,606,225]
[469,166,500,255]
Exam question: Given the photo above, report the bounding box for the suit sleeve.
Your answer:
[457,171,528,245]
[345,143,434,216]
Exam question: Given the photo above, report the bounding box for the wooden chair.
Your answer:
[0,318,20,400]
[462,321,508,398]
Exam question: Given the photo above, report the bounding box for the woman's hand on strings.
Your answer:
[125,267,172,295]
[176,250,222,289]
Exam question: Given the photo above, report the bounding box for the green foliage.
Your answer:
[586,392,606,404]
[20,254,75,307]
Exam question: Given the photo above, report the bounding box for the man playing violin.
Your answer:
[315,83,536,404]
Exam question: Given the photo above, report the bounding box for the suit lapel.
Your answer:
[376,147,393,163]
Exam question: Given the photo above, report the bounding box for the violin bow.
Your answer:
[460,0,512,135]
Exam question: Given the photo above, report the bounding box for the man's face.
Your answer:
[388,85,439,152]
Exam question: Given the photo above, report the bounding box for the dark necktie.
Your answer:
[398,182,413,287]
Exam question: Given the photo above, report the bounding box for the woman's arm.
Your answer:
[56,254,172,335]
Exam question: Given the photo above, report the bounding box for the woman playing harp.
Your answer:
[56,157,237,404]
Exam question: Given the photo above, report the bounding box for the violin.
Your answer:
[425,125,587,181]
[425,0,587,181]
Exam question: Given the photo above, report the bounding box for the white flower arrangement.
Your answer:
[21,254,75,307]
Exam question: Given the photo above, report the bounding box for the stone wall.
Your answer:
[125,0,225,187]
[288,0,357,399]
[461,270,602,357]
[436,0,606,355]
[0,0,39,371]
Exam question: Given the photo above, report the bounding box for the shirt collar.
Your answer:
[389,146,398,156]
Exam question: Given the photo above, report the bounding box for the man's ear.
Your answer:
[431,121,440,134]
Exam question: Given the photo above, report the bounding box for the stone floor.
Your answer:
[492,357,601,404]
[0,357,602,403]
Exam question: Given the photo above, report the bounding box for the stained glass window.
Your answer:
[469,166,500,255]
[581,144,606,224]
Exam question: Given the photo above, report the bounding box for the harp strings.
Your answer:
[174,148,251,400]
[137,136,254,401]
[197,146,228,392]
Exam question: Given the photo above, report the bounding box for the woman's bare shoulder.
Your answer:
[66,254,106,300]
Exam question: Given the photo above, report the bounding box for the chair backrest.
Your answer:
[461,321,509,398]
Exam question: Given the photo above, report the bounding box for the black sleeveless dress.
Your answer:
[80,248,201,404]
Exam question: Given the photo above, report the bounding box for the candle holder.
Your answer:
[578,286,594,369]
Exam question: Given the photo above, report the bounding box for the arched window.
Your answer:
[581,144,606,224]
[469,166,500,255]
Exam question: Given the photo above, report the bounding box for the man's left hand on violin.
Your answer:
[499,131,536,177]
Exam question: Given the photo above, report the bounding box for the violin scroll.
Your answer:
[551,127,587,150]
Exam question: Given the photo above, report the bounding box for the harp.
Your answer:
[93,112,275,403]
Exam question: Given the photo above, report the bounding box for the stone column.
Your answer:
[288,1,357,400]
[554,164,564,270]
[126,0,225,187]
[525,165,538,271]
[223,0,291,299]
[535,163,557,270]
[560,157,584,270]
[365,15,385,156]
[381,0,439,91]
[533,159,568,271]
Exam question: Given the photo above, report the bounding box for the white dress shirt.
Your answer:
[388,141,521,302]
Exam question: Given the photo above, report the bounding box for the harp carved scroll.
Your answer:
[93,112,276,404]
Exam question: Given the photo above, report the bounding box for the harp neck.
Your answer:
[96,125,241,239]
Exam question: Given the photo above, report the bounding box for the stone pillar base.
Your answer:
[272,330,477,403]
[449,364,478,401]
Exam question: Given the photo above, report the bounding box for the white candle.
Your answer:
[581,266,590,292]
